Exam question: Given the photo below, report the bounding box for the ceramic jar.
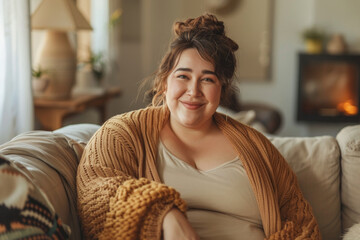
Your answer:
[327,34,347,54]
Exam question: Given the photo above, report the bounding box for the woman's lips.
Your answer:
[181,101,204,110]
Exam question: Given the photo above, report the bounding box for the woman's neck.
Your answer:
[168,115,219,143]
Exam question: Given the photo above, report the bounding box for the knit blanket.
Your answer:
[0,155,70,239]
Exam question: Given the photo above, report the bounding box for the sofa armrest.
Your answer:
[0,124,100,240]
[53,123,100,144]
[336,125,360,233]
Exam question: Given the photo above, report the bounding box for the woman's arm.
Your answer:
[76,119,186,240]
[162,208,199,240]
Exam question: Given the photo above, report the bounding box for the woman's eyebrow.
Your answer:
[174,68,217,76]
[202,70,217,76]
[175,67,192,72]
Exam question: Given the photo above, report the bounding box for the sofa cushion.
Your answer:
[336,125,360,232]
[268,135,341,240]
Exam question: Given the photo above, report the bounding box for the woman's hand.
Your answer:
[162,208,200,240]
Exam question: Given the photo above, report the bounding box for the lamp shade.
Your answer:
[31,0,92,31]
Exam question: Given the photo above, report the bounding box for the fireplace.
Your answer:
[296,53,360,122]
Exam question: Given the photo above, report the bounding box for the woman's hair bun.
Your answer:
[173,14,238,51]
[174,14,225,37]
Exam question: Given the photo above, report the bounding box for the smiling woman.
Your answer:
[76,14,320,240]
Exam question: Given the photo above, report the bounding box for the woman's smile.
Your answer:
[180,100,205,110]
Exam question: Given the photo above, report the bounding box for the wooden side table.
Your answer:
[34,87,121,130]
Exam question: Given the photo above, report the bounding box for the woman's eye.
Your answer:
[202,78,215,83]
[177,75,188,79]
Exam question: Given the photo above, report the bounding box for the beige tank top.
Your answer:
[157,141,265,240]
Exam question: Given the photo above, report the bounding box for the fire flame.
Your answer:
[337,100,358,115]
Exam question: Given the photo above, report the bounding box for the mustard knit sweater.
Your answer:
[76,106,320,240]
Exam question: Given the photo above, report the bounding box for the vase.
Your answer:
[32,77,49,97]
[35,31,76,100]
[327,34,347,54]
[72,67,105,96]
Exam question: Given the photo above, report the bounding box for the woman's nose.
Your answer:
[187,80,201,96]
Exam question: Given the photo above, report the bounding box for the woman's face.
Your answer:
[165,48,222,129]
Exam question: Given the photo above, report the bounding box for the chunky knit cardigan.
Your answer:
[76,106,320,240]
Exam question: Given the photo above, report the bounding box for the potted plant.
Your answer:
[32,66,49,97]
[301,27,325,53]
[85,52,105,81]
[75,51,106,95]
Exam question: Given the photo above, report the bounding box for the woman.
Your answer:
[77,14,320,240]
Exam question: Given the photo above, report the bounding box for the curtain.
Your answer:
[0,0,33,144]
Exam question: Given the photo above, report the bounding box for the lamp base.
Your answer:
[34,31,76,99]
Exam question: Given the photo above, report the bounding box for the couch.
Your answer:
[0,123,359,240]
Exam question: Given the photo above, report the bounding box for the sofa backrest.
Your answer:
[268,135,341,240]
[336,125,360,233]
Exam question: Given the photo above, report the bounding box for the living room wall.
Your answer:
[31,0,360,137]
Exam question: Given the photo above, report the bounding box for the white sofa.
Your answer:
[0,123,359,240]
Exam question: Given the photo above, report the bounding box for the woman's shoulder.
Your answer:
[214,112,273,147]
[99,106,169,136]
[214,111,256,134]
[106,106,166,124]
[215,112,284,169]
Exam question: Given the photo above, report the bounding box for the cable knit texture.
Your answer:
[76,106,320,240]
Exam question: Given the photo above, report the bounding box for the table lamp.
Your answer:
[31,0,92,99]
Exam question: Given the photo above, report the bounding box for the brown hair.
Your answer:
[149,13,239,106]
